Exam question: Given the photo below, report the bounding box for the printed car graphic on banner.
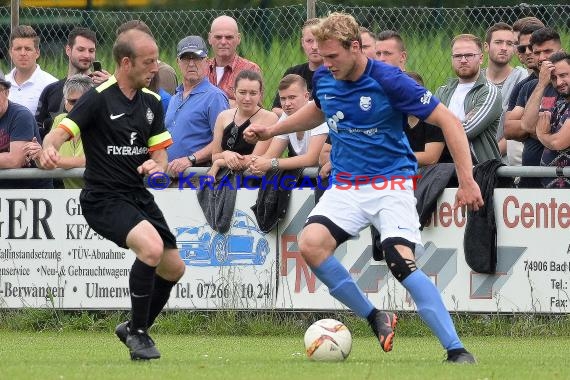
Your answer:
[175,210,270,267]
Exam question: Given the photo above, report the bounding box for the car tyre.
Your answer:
[254,239,269,265]
[211,234,228,264]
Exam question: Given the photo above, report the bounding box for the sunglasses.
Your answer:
[66,98,79,106]
[226,125,239,149]
[517,44,532,54]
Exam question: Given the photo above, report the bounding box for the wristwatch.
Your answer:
[187,154,197,165]
[270,158,279,170]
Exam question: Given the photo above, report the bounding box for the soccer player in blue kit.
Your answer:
[244,12,483,364]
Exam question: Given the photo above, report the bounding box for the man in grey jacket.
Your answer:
[435,33,502,164]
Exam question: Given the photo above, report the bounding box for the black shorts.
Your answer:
[80,188,177,250]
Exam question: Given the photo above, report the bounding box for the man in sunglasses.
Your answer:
[165,35,229,175]
[504,21,545,169]
[509,27,562,188]
[435,33,502,164]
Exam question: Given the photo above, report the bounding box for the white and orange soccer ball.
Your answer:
[304,318,352,361]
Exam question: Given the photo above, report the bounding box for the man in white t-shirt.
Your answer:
[248,74,327,174]
[6,25,57,116]
[435,34,502,164]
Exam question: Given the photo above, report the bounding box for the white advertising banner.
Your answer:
[0,189,276,309]
[276,189,570,313]
[1,188,568,312]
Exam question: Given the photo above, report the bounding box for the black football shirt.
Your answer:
[59,76,172,191]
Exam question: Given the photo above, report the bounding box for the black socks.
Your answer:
[129,258,156,332]
[147,275,178,328]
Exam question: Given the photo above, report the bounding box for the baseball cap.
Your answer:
[0,73,11,89]
[177,36,208,58]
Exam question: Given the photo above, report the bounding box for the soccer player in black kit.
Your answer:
[39,29,185,361]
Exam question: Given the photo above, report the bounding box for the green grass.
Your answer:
[3,309,570,337]
[0,332,567,380]
[2,311,569,379]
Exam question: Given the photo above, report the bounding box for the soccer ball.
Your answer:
[304,318,352,361]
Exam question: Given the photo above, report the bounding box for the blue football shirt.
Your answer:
[312,59,439,185]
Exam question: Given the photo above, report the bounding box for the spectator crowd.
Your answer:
[0,15,568,190]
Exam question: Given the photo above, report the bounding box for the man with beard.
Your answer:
[481,22,527,163]
[503,20,544,167]
[514,27,562,187]
[435,34,502,164]
[35,27,109,139]
[536,51,570,188]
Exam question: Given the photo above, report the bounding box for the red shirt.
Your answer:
[206,54,261,101]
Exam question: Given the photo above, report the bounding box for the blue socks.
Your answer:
[311,255,374,318]
[402,270,463,350]
[311,255,463,351]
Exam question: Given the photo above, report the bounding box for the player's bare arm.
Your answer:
[39,127,72,170]
[244,101,325,143]
[140,149,168,175]
[425,103,484,212]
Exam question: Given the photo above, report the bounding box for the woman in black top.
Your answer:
[209,70,278,177]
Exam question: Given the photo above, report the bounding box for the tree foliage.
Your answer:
[164,0,565,10]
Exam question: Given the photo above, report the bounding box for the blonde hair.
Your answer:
[278,74,307,91]
[302,18,320,31]
[312,12,361,50]
[451,34,482,51]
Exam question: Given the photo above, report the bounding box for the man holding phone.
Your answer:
[92,60,103,75]
[36,27,110,139]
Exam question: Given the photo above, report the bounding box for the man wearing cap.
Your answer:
[0,75,52,189]
[207,15,261,107]
[165,35,229,175]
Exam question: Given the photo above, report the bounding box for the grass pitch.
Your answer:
[0,331,567,380]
